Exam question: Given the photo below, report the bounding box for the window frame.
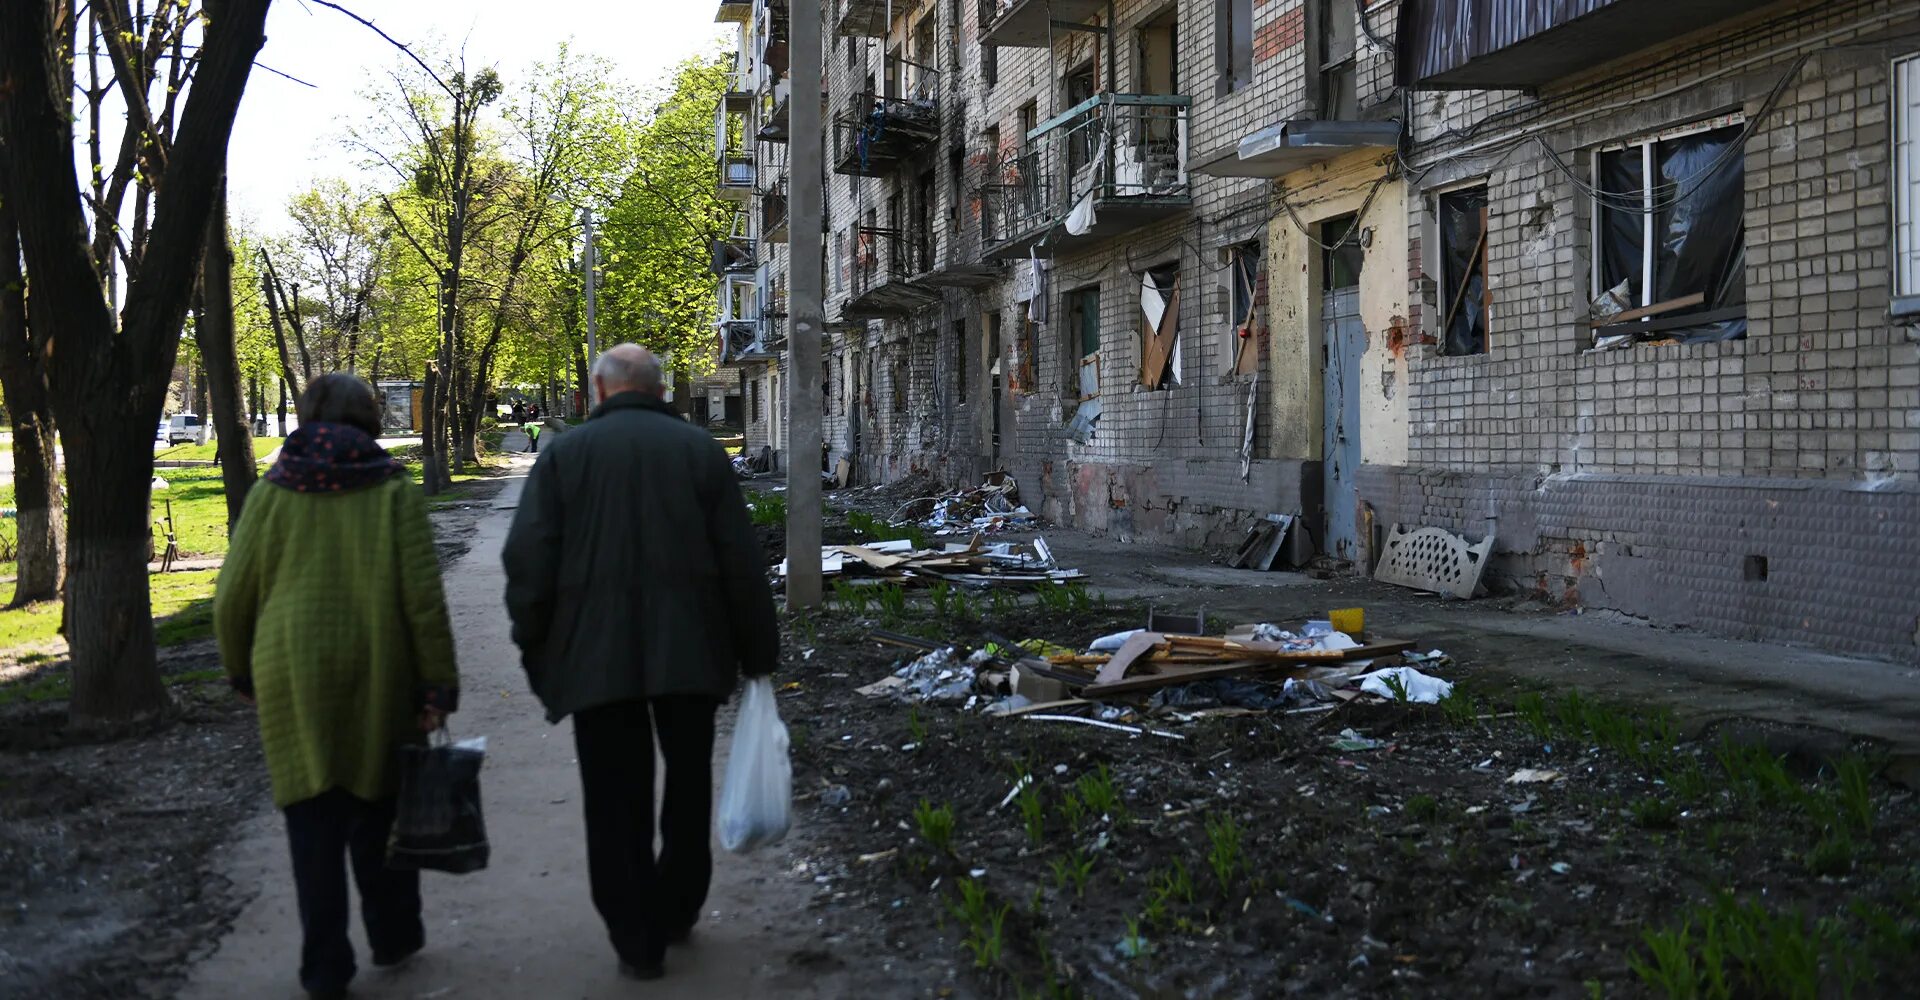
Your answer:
[1431,180,1491,356]
[1587,112,1745,308]
[1895,53,1920,316]
[1215,0,1253,97]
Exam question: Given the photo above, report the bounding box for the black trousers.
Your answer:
[283,789,423,993]
[572,696,719,966]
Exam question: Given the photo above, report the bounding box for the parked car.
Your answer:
[166,413,204,445]
[156,419,168,443]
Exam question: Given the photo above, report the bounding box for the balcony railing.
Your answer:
[721,71,753,115]
[979,93,1190,259]
[978,0,1104,48]
[1402,0,1775,89]
[844,224,939,319]
[761,178,789,243]
[715,1,751,25]
[710,236,755,276]
[831,59,941,177]
[718,318,773,364]
[717,153,755,201]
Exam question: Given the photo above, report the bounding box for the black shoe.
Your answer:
[619,959,665,981]
[666,925,693,946]
[371,941,423,968]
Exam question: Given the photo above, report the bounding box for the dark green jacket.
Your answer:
[501,391,778,721]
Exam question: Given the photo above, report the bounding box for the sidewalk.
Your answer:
[179,468,891,999]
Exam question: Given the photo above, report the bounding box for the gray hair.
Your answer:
[591,343,664,396]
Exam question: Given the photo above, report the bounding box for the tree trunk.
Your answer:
[63,423,171,722]
[420,362,446,494]
[277,377,287,436]
[0,197,63,608]
[573,338,589,417]
[194,180,255,527]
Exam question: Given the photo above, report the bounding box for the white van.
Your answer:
[166,413,204,445]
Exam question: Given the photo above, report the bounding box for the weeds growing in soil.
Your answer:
[747,492,787,527]
[1803,835,1856,877]
[1057,788,1088,834]
[990,589,1019,616]
[1405,794,1440,822]
[831,580,872,615]
[1074,765,1124,823]
[847,511,928,549]
[875,585,909,625]
[1439,689,1481,728]
[1632,892,1869,1000]
[1016,779,1046,846]
[908,706,926,744]
[1152,860,1197,908]
[1516,692,1552,740]
[915,799,956,854]
[949,878,1011,970]
[1051,847,1095,896]
[1380,672,1412,703]
[1205,813,1246,894]
[1631,796,1680,830]
[1033,582,1073,613]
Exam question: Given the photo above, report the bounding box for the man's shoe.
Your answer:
[619,959,666,981]
[666,925,694,946]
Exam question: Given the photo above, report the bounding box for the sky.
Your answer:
[226,0,730,229]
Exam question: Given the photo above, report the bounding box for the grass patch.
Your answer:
[0,569,218,657]
[154,437,285,463]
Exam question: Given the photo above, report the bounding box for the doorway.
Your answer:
[1320,214,1364,563]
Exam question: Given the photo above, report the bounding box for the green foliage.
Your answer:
[1439,689,1481,728]
[1205,813,1246,895]
[948,878,1011,970]
[1050,847,1095,896]
[830,580,872,615]
[1803,835,1855,877]
[845,511,928,549]
[1516,692,1552,740]
[1632,893,1872,1000]
[1074,765,1125,823]
[746,492,787,527]
[914,799,956,854]
[874,584,908,625]
[907,706,926,744]
[1380,672,1412,703]
[1016,778,1046,847]
[1631,796,1680,830]
[1404,795,1441,822]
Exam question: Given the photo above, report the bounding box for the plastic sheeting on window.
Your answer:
[1593,125,1747,347]
[1439,187,1488,356]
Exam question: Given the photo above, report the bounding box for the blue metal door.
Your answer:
[1322,286,1363,562]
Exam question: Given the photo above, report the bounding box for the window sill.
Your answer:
[1893,295,1920,320]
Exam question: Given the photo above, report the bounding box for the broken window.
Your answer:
[750,378,761,422]
[1067,286,1102,403]
[1591,120,1748,346]
[892,355,908,412]
[984,43,998,87]
[1215,0,1253,96]
[823,358,833,414]
[1012,317,1037,393]
[953,319,969,401]
[1316,0,1358,120]
[1435,185,1489,356]
[1140,263,1181,389]
[1897,54,1920,317]
[1228,241,1262,375]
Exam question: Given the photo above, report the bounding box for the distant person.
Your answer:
[214,373,460,1000]
[511,400,526,424]
[524,419,541,453]
[502,344,777,981]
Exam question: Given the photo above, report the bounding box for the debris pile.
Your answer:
[855,610,1456,726]
[889,472,1037,535]
[779,535,1083,588]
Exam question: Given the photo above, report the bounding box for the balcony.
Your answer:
[718,319,775,364]
[715,1,750,24]
[761,179,789,243]
[978,0,1105,48]
[721,72,753,115]
[831,60,941,177]
[717,153,755,201]
[1402,0,1776,90]
[979,93,1190,261]
[843,225,940,320]
[836,0,890,38]
[709,236,755,276]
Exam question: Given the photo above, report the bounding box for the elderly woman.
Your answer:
[215,373,459,1000]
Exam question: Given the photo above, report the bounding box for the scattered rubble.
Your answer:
[778,534,1084,588]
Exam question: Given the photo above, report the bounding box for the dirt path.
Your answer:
[179,459,892,1000]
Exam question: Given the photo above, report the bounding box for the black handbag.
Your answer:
[388,728,490,874]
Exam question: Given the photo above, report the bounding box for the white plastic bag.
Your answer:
[717,676,792,853]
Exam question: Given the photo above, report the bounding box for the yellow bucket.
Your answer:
[1329,607,1365,637]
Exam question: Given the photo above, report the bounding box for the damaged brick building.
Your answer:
[714,0,1920,661]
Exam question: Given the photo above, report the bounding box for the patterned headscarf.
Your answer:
[264,422,405,494]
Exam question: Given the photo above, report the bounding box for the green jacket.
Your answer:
[215,476,460,808]
[502,391,778,722]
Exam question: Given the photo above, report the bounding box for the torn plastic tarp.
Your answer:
[1066,395,1101,443]
[892,647,990,703]
[1353,666,1454,704]
[1594,124,1747,347]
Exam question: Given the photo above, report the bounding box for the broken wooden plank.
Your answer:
[1081,660,1309,698]
[1090,631,1167,686]
[1586,291,1705,327]
[996,698,1093,717]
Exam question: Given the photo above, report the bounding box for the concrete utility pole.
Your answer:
[785,0,825,609]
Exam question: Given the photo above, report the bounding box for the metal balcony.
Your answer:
[978,0,1106,48]
[718,319,774,364]
[836,0,890,37]
[843,225,940,320]
[721,72,753,115]
[979,93,1190,260]
[715,1,750,24]
[761,180,789,243]
[709,236,755,276]
[1402,0,1776,90]
[717,153,755,201]
[831,60,941,177]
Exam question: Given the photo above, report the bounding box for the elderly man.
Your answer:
[501,344,778,980]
